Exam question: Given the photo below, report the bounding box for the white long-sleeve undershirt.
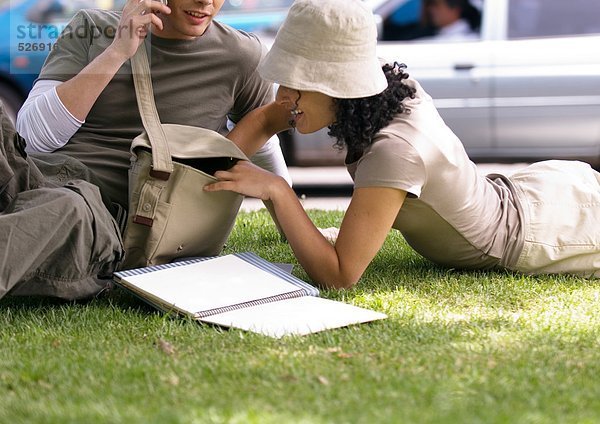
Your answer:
[16,80,83,153]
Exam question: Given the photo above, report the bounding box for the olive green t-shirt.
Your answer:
[38,9,274,206]
[346,78,524,270]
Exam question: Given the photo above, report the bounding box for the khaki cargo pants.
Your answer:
[0,104,124,300]
[508,160,600,278]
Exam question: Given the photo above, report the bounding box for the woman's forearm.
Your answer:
[206,161,370,288]
[227,102,292,157]
[267,179,354,289]
[267,183,407,289]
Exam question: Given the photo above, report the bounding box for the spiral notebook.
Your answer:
[113,252,386,338]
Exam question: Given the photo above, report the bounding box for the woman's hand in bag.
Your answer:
[204,160,289,201]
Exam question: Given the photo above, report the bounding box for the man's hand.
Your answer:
[107,0,171,61]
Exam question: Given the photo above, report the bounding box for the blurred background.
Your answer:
[1,0,600,174]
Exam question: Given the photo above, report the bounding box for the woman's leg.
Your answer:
[510,160,600,278]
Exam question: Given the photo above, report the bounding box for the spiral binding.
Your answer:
[195,289,306,318]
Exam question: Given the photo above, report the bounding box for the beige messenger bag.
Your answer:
[119,44,248,270]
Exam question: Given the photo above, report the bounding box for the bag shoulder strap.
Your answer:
[130,42,173,178]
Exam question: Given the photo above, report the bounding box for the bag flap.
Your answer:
[131,124,248,161]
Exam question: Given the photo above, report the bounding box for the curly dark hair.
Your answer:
[327,62,416,162]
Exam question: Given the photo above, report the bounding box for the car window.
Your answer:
[378,0,482,42]
[508,0,600,39]
[379,0,431,41]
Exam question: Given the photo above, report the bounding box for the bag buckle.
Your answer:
[133,215,154,227]
[132,180,165,227]
[149,169,170,181]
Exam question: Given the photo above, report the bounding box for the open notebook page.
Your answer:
[201,296,388,338]
[117,255,308,315]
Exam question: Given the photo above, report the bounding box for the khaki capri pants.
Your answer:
[509,160,600,278]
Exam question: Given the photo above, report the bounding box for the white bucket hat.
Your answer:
[258,0,388,99]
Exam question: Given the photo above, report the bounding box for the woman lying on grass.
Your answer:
[209,0,600,288]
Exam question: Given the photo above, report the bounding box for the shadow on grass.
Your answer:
[0,285,158,316]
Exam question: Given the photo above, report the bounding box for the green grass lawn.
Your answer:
[1,210,600,423]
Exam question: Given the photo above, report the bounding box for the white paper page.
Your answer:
[120,256,303,315]
[201,296,387,338]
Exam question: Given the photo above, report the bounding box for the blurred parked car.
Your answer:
[219,0,292,33]
[0,0,53,123]
[0,0,126,123]
[0,0,291,124]
[280,0,600,167]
